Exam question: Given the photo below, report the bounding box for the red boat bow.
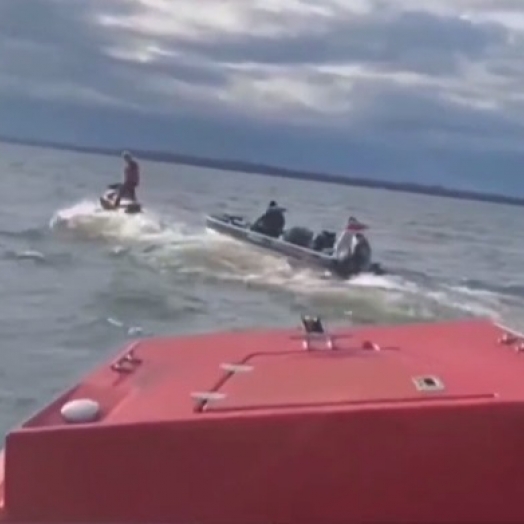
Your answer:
[1,317,524,523]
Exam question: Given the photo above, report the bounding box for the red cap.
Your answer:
[346,217,368,231]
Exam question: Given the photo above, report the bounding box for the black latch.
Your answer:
[301,315,325,334]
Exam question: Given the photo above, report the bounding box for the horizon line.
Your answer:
[1,134,523,207]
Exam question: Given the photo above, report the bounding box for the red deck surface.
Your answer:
[2,318,524,522]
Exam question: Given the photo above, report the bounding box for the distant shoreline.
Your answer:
[2,135,523,207]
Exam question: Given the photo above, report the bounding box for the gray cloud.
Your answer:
[176,10,505,77]
[2,0,524,192]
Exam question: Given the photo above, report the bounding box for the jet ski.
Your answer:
[205,213,385,279]
[99,184,142,214]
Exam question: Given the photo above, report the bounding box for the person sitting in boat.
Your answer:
[251,201,286,238]
[333,217,363,257]
[352,232,372,271]
[333,216,369,272]
[114,150,140,207]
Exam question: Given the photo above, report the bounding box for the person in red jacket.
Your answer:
[114,150,140,207]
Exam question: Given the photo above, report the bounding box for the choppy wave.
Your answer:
[45,198,510,327]
[49,200,169,242]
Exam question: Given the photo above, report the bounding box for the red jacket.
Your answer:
[124,160,139,186]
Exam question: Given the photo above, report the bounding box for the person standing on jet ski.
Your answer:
[252,201,286,238]
[114,151,140,207]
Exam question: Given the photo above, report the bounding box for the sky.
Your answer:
[2,0,524,193]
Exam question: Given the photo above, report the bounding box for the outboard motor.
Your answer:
[282,226,314,247]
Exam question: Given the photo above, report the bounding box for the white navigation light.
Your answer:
[60,398,101,423]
